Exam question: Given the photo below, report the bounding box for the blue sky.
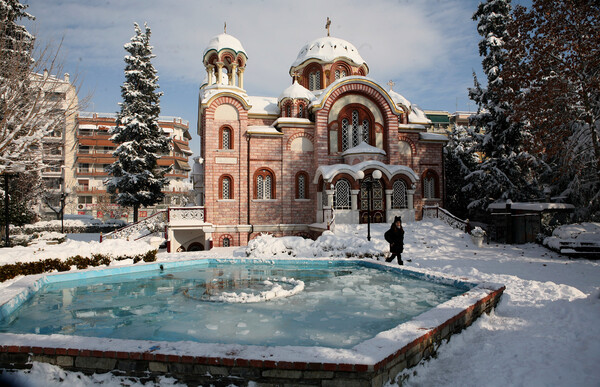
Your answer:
[21,0,528,156]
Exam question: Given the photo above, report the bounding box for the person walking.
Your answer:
[384,216,405,265]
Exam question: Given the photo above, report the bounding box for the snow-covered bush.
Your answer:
[470,226,486,237]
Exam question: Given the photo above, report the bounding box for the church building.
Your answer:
[195,27,447,248]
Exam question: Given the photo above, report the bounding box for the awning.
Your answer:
[175,159,191,171]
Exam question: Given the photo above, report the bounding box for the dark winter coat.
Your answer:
[384,225,404,254]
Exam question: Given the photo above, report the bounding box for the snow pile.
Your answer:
[543,222,600,250]
[245,229,386,258]
[0,238,155,265]
[197,277,305,303]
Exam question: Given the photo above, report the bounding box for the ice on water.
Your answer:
[0,262,465,348]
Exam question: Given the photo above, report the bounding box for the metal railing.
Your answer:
[423,205,468,232]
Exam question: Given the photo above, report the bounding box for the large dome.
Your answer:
[203,33,246,58]
[291,36,366,67]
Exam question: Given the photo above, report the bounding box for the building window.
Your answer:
[296,172,309,199]
[255,168,275,199]
[340,106,372,151]
[297,104,304,118]
[223,237,230,247]
[220,175,233,199]
[286,103,292,117]
[220,126,233,150]
[392,180,408,209]
[423,171,438,199]
[308,71,321,91]
[78,196,93,204]
[334,179,351,209]
[78,145,90,154]
[78,163,90,173]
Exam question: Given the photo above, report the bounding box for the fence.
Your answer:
[422,205,469,232]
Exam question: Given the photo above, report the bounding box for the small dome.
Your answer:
[203,33,246,58]
[292,36,366,67]
[278,80,315,103]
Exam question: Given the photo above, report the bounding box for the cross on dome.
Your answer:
[325,17,331,37]
[388,80,395,91]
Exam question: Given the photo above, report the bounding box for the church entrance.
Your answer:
[359,177,385,224]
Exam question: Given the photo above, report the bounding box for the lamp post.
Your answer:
[2,164,25,247]
[365,169,382,241]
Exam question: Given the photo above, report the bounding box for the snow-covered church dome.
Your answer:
[203,33,246,58]
[202,31,248,90]
[291,36,366,68]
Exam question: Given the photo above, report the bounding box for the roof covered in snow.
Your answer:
[292,36,366,68]
[278,81,316,103]
[314,160,419,184]
[203,33,247,58]
[341,142,387,157]
[248,96,279,115]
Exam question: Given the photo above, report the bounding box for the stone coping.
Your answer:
[0,258,505,385]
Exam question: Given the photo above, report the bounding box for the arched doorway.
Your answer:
[359,176,385,224]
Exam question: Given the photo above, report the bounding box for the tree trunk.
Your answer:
[133,204,139,223]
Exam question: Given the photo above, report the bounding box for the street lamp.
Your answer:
[365,169,382,241]
[2,164,25,247]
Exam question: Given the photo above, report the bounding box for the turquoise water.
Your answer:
[0,261,467,348]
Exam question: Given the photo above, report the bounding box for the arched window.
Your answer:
[223,237,230,247]
[297,103,304,118]
[286,102,292,118]
[220,126,233,149]
[219,175,233,199]
[255,168,275,199]
[339,105,373,151]
[334,69,347,80]
[334,179,351,209]
[296,172,309,199]
[309,71,321,91]
[422,171,438,199]
[392,180,408,209]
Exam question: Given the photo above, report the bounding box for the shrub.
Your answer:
[0,250,159,282]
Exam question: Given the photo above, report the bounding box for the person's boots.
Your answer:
[398,260,404,265]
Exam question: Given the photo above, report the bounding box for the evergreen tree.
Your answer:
[106,22,171,222]
[504,0,600,221]
[465,0,543,215]
[444,125,480,219]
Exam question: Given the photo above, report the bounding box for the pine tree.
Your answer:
[444,125,480,219]
[503,0,600,220]
[465,0,542,215]
[106,22,171,222]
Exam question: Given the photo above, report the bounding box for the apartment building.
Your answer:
[71,113,193,221]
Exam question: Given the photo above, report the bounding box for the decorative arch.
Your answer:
[297,101,307,118]
[219,234,234,247]
[303,62,323,91]
[337,103,376,151]
[204,95,250,119]
[397,136,417,154]
[219,125,234,149]
[254,167,276,199]
[219,174,234,199]
[187,242,204,251]
[421,169,440,199]
[331,61,352,83]
[286,132,314,151]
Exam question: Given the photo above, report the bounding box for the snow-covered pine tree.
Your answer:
[444,125,480,220]
[504,0,600,221]
[106,22,171,223]
[465,0,543,215]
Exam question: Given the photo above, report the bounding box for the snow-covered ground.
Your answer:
[1,219,599,386]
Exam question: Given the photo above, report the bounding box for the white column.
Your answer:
[385,189,393,211]
[216,62,224,85]
[230,63,238,86]
[351,189,360,211]
[207,64,214,85]
[325,189,334,209]
[238,67,245,89]
[407,189,415,209]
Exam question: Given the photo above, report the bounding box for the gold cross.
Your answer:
[387,80,395,91]
[325,17,331,37]
[224,22,227,34]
